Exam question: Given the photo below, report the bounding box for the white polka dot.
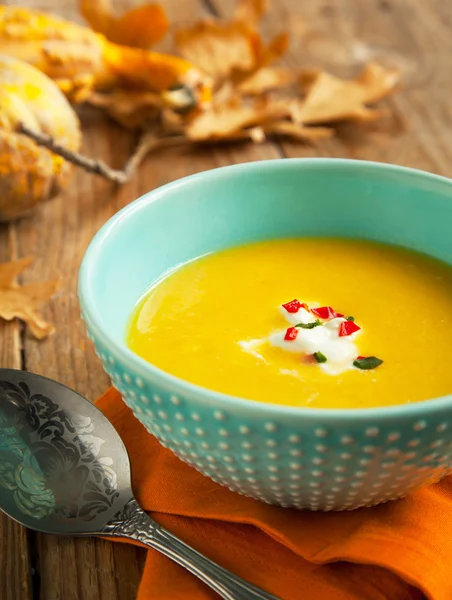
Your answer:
[175,413,184,421]
[145,408,154,417]
[355,471,366,478]
[363,446,377,454]
[405,452,416,460]
[266,439,277,447]
[334,466,347,473]
[200,442,210,449]
[265,422,277,432]
[290,474,301,480]
[290,449,302,457]
[170,395,180,405]
[340,452,352,460]
[334,476,346,482]
[351,481,363,488]
[387,432,401,442]
[289,435,301,443]
[153,395,162,404]
[312,457,325,465]
[268,465,279,472]
[163,424,172,432]
[241,441,252,449]
[140,394,149,404]
[385,448,401,457]
[218,442,229,450]
[192,413,201,422]
[359,458,372,465]
[413,420,427,431]
[341,435,354,445]
[430,440,444,448]
[239,425,250,434]
[366,427,379,437]
[157,410,167,420]
[108,356,115,364]
[290,462,302,470]
[269,475,280,482]
[224,456,233,463]
[129,390,137,399]
[315,444,327,453]
[437,423,448,432]
[206,455,216,462]
[244,467,255,474]
[242,454,254,462]
[219,428,229,437]
[267,452,279,460]
[315,428,328,438]
[180,427,189,435]
[213,411,225,421]
[134,405,143,413]
[247,476,257,483]
[312,470,324,477]
[135,377,144,389]
[309,482,320,488]
[226,466,237,473]
[123,373,131,383]
[183,440,193,448]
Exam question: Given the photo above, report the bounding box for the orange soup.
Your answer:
[127,239,452,409]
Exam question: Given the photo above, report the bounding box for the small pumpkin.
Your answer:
[0,54,81,221]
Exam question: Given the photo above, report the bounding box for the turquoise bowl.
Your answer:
[79,159,452,511]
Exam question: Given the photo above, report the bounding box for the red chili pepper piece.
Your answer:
[311,306,344,319]
[284,327,299,341]
[339,320,361,337]
[282,299,303,313]
[357,355,365,360]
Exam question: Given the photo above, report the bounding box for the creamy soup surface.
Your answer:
[127,239,452,409]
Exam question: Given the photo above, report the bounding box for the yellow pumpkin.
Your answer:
[0,54,81,221]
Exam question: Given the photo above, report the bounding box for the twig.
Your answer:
[17,123,185,184]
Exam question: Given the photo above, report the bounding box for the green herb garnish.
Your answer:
[346,316,355,321]
[313,351,327,363]
[353,356,383,370]
[295,319,322,329]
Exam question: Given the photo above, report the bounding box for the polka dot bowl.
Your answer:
[79,159,452,510]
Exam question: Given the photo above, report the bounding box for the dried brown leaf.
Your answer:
[238,67,295,94]
[234,0,268,25]
[87,90,162,128]
[0,256,59,339]
[80,0,169,48]
[295,62,400,125]
[175,20,256,80]
[186,102,288,141]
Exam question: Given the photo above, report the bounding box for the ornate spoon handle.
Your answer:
[103,498,280,600]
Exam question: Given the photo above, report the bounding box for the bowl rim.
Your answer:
[79,157,452,420]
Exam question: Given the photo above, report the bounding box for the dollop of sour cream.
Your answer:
[239,302,362,375]
[271,305,361,375]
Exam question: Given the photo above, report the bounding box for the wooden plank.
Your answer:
[0,224,32,600]
[3,0,281,599]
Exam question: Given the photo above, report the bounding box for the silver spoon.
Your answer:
[0,369,280,600]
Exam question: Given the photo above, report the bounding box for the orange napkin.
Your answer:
[97,387,452,600]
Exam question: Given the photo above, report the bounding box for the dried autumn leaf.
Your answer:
[88,90,162,128]
[235,0,267,25]
[238,67,295,94]
[0,256,59,339]
[0,54,81,221]
[294,62,400,125]
[175,20,256,80]
[80,0,169,48]
[186,101,288,141]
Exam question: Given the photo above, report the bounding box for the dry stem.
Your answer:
[17,123,184,184]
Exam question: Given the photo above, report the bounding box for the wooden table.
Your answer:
[1,0,450,597]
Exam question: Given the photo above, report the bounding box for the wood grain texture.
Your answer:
[1,0,450,598]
